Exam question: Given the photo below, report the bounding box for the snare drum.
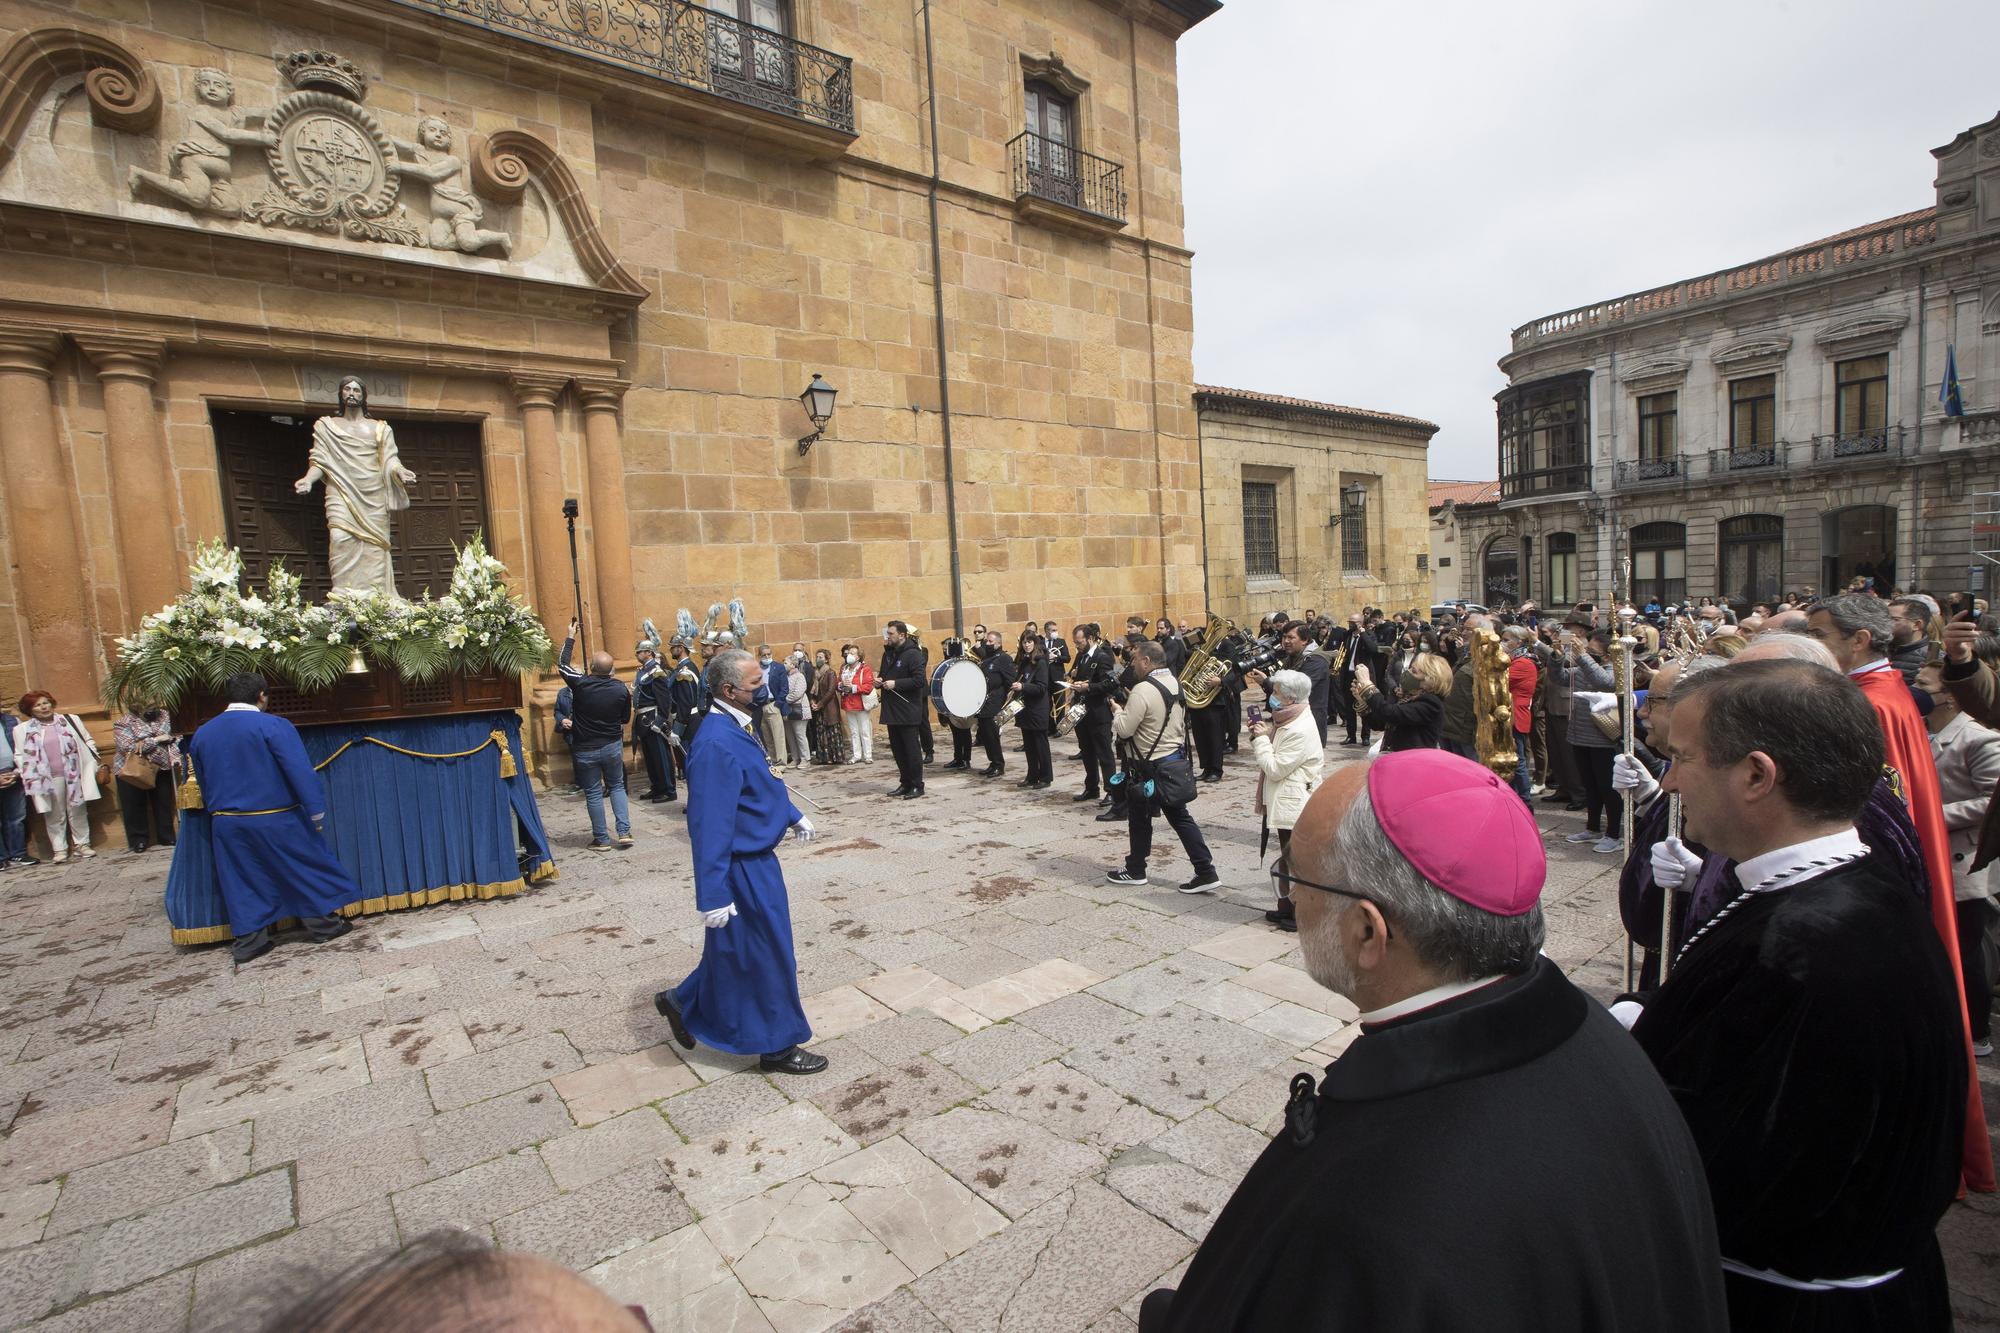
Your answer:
[930,659,985,728]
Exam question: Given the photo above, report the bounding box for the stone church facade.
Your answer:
[0,0,1218,756]
[1466,110,2000,611]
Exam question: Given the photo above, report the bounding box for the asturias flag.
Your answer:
[1941,342,1964,418]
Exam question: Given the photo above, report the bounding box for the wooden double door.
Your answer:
[211,407,488,602]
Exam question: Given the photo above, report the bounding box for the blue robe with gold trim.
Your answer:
[670,707,809,1055]
[186,709,363,934]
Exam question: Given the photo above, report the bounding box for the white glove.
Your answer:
[790,816,816,843]
[703,903,738,929]
[1650,836,1703,890]
[1610,753,1659,803]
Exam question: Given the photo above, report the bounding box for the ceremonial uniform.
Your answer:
[1632,837,1967,1330]
[634,656,676,800]
[665,703,811,1057]
[186,703,361,961]
[975,647,1018,774]
[667,653,706,787]
[1149,959,1726,1332]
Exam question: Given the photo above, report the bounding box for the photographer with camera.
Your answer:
[1104,639,1216,893]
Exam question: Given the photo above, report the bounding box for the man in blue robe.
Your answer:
[654,648,827,1075]
[186,673,360,963]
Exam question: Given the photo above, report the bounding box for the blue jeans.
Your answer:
[0,777,24,861]
[574,740,630,843]
[1511,732,1534,803]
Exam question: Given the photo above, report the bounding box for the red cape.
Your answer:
[1854,668,1996,1192]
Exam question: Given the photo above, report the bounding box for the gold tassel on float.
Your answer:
[177,770,204,810]
[492,729,517,778]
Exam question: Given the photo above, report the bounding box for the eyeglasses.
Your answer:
[1268,860,1394,938]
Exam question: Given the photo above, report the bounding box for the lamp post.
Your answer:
[796,373,838,456]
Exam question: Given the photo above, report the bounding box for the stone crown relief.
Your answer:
[0,34,609,289]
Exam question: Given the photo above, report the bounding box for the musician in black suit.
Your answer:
[974,628,1017,777]
[1332,613,1382,746]
[1010,635,1054,788]
[876,622,927,799]
[940,637,975,770]
[1073,624,1118,803]
[913,630,935,764]
[1043,621,1070,677]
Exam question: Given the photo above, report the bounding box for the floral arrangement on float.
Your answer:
[107,535,554,709]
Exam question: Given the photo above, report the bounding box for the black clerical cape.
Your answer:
[1148,958,1726,1333]
[1631,856,1966,1332]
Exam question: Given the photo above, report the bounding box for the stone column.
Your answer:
[576,378,637,657]
[75,334,180,620]
[511,373,579,644]
[0,333,96,702]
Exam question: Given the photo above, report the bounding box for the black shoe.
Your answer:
[1178,869,1220,894]
[943,761,969,771]
[1073,791,1100,802]
[1094,809,1124,823]
[901,787,925,799]
[1272,915,1298,933]
[888,786,912,797]
[1016,778,1037,788]
[309,918,354,945]
[1539,791,1571,805]
[1263,907,1294,924]
[1565,802,1584,812]
[1341,739,1365,748]
[979,766,1003,778]
[12,855,38,866]
[761,1047,829,1075]
[1106,869,1148,886]
[232,935,275,965]
[128,841,149,855]
[654,991,695,1049]
[1200,772,1222,783]
[641,790,662,800]
[1098,796,1112,807]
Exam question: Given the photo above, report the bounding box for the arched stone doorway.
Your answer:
[1822,505,1896,595]
[1482,536,1519,606]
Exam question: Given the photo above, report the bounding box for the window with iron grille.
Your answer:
[1638,393,1677,461]
[1729,375,1776,452]
[1242,481,1279,578]
[1835,356,1888,436]
[1341,486,1369,573]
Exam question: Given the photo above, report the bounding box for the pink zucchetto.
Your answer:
[1364,749,1546,916]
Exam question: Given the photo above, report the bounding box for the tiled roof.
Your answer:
[1429,479,1502,509]
[1193,384,1439,433]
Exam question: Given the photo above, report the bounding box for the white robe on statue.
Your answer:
[310,414,409,595]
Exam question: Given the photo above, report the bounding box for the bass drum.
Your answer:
[930,659,986,729]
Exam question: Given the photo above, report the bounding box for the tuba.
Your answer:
[1469,627,1517,780]
[1178,613,1232,708]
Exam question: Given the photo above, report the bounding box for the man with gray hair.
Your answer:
[1106,638,1217,892]
[1140,751,1725,1331]
[655,648,827,1076]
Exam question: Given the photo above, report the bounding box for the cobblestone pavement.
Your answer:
[0,737,1994,1331]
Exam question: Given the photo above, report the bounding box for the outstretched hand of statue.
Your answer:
[293,467,321,496]
[396,466,417,485]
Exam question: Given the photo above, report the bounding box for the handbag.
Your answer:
[1131,678,1198,807]
[64,715,109,789]
[117,752,159,789]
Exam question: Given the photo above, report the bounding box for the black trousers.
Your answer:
[637,720,674,797]
[950,724,973,765]
[1575,744,1623,834]
[1126,793,1214,879]
[887,723,925,792]
[1958,897,1996,1043]
[1021,729,1051,783]
[1078,713,1114,797]
[920,711,935,762]
[1338,681,1372,743]
[1220,690,1242,750]
[1188,705,1225,777]
[116,777,177,850]
[976,716,1004,771]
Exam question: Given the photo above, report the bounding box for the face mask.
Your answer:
[759,655,772,664]
[845,652,857,664]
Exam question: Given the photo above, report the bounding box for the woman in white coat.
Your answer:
[1919,662,2000,1055]
[1250,669,1323,934]
[14,690,101,862]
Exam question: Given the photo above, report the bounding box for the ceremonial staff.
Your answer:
[562,497,588,658]
[1617,597,1639,992]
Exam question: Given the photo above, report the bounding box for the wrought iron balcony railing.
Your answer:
[1721,444,1780,472]
[391,0,855,136]
[1812,425,1904,462]
[1615,457,1681,486]
[1008,130,1127,225]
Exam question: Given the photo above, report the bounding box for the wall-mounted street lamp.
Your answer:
[1326,481,1368,528]
[797,373,838,456]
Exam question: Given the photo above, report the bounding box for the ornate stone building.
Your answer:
[1467,110,2000,610]
[1195,385,1437,627]
[0,0,1217,759]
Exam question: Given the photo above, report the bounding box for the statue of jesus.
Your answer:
[295,376,416,595]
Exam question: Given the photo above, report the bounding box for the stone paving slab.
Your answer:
[0,739,1990,1327]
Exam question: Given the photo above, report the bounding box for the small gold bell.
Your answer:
[345,648,369,675]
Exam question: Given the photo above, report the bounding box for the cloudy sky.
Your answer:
[1178,0,2000,480]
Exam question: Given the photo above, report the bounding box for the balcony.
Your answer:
[1008,131,1128,234]
[1812,425,1904,462]
[1500,465,1590,501]
[1720,445,1780,473]
[388,0,855,148]
[1614,457,1681,488]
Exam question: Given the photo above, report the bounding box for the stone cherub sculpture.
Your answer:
[393,117,511,256]
[295,376,417,596]
[128,67,272,217]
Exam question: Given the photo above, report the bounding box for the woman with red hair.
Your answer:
[15,691,101,861]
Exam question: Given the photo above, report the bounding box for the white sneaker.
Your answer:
[49,851,68,864]
[1975,1041,1993,1058]
[1564,831,1599,844]
[1592,837,1621,854]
